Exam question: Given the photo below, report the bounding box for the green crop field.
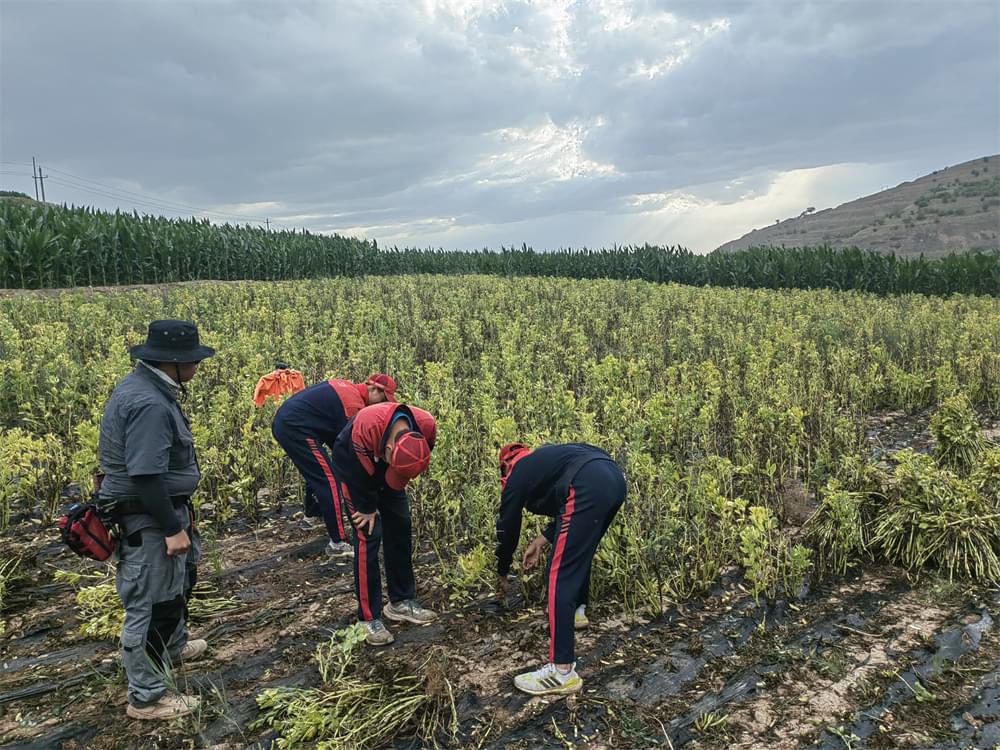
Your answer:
[1,275,998,748]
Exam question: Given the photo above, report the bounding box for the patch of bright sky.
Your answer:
[342,161,907,253]
[478,117,618,184]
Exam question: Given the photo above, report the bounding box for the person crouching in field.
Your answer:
[495,442,626,696]
[97,320,215,720]
[271,373,398,558]
[330,401,438,645]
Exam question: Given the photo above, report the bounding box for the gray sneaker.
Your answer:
[326,541,354,559]
[363,618,394,646]
[384,599,437,625]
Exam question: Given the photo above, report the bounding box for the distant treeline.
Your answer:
[2,202,998,295]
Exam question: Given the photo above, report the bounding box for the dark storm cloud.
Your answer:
[1,0,996,249]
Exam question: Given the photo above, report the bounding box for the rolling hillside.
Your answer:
[716,156,1000,258]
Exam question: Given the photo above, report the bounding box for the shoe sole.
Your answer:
[514,681,583,696]
[126,706,197,720]
[365,635,395,646]
[383,609,436,625]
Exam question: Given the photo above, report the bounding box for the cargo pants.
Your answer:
[115,505,201,706]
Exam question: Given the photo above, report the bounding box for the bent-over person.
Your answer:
[495,442,626,695]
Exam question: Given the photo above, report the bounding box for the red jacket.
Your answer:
[331,402,436,512]
[326,378,368,420]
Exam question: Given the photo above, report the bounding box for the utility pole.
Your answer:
[32,156,39,200]
[265,218,270,231]
[38,165,47,201]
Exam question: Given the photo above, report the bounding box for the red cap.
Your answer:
[385,431,430,490]
[408,406,437,450]
[366,373,397,402]
[499,442,530,484]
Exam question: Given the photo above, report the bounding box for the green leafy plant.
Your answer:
[65,574,240,640]
[872,450,1000,583]
[438,543,493,603]
[804,480,875,575]
[740,505,813,602]
[254,626,458,748]
[930,394,986,474]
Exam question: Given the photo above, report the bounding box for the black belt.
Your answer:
[105,495,191,516]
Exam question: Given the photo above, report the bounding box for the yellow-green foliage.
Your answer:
[739,506,812,602]
[68,576,239,640]
[0,427,70,528]
[804,479,877,576]
[931,393,986,474]
[255,625,458,749]
[0,557,20,637]
[3,277,999,610]
[873,449,1000,583]
[439,543,493,603]
[75,581,124,640]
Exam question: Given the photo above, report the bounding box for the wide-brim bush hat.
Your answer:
[129,320,216,363]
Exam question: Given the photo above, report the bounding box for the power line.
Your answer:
[45,176,260,223]
[46,170,269,222]
[9,158,297,230]
[42,165,269,221]
[47,174,280,226]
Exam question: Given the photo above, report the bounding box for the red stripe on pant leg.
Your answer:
[548,487,576,664]
[306,438,346,540]
[340,481,373,621]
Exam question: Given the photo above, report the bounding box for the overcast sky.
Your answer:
[2,1,998,252]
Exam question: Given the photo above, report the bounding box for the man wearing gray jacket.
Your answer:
[98,320,215,720]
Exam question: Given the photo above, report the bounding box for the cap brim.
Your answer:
[384,466,409,491]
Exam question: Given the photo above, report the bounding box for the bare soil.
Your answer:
[2,413,998,749]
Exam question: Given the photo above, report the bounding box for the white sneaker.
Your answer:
[383,599,437,625]
[179,638,208,661]
[126,693,201,720]
[362,619,394,646]
[513,662,582,695]
[326,541,354,559]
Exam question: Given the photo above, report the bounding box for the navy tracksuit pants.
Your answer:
[546,459,626,665]
[335,477,415,621]
[271,418,349,545]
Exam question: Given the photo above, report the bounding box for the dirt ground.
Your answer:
[2,523,995,750]
[2,414,999,750]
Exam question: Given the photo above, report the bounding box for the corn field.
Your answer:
[3,202,998,295]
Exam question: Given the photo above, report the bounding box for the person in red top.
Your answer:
[495,442,626,696]
[330,401,437,645]
[271,374,397,558]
